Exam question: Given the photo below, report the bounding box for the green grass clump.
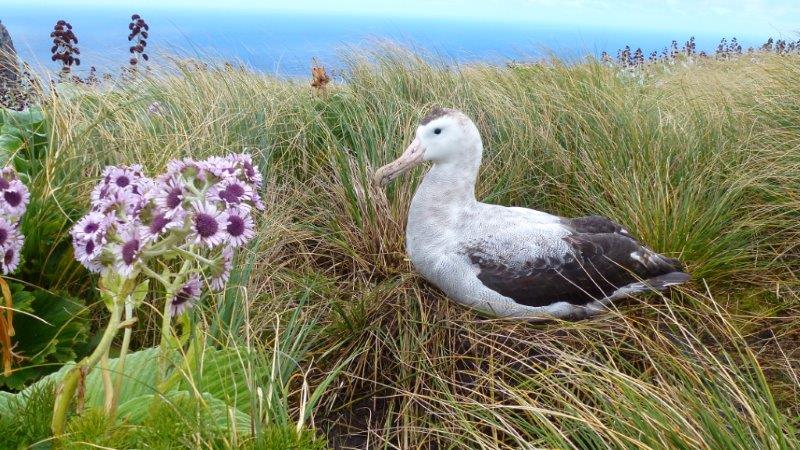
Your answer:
[0,381,55,448]
[6,47,799,448]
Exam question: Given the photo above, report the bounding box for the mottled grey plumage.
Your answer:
[375,108,689,320]
[419,106,449,125]
[468,231,685,308]
[563,215,634,237]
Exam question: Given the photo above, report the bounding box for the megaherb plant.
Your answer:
[0,166,28,378]
[0,107,91,390]
[52,153,264,434]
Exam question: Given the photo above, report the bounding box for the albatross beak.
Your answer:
[374,138,425,187]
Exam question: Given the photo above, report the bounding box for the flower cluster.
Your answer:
[50,20,80,75]
[71,154,263,316]
[0,168,29,275]
[127,14,150,66]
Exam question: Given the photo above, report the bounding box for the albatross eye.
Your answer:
[434,128,442,135]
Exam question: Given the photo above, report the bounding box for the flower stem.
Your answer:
[141,264,172,289]
[100,352,113,414]
[52,299,123,436]
[157,312,200,394]
[0,277,15,377]
[156,259,191,386]
[108,298,135,420]
[156,286,175,388]
[173,246,216,266]
[141,231,184,258]
[184,180,205,197]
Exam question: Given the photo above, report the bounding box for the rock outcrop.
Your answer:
[0,20,20,107]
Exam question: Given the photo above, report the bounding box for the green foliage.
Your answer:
[249,426,328,450]
[0,283,89,390]
[126,394,246,448]
[0,380,55,449]
[1,107,89,292]
[0,106,92,393]
[208,247,257,346]
[60,393,248,449]
[0,107,47,179]
[7,50,799,448]
[0,105,91,293]
[61,408,129,449]
[2,342,330,448]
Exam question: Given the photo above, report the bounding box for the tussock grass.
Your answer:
[32,48,800,448]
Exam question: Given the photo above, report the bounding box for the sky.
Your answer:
[5,0,800,36]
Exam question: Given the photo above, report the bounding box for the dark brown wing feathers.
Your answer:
[468,216,686,307]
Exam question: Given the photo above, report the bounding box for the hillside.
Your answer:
[1,49,798,448]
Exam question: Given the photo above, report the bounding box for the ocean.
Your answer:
[2,6,769,78]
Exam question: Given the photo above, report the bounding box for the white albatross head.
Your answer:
[374,107,483,186]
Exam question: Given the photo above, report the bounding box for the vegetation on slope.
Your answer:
[1,48,798,448]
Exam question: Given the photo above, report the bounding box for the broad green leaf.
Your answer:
[181,346,258,412]
[0,108,44,129]
[82,347,160,406]
[6,345,263,438]
[0,134,22,155]
[0,284,90,390]
[0,123,22,138]
[12,154,29,173]
[0,391,13,414]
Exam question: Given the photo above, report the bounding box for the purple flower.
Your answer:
[90,182,111,205]
[0,179,30,217]
[230,153,263,189]
[171,275,201,316]
[153,177,186,217]
[92,165,153,214]
[1,242,21,274]
[190,201,225,248]
[92,165,153,221]
[71,211,109,273]
[0,168,27,275]
[0,218,19,249]
[113,225,143,277]
[211,177,254,209]
[165,158,195,175]
[0,167,17,183]
[72,211,109,242]
[200,156,238,178]
[69,157,263,285]
[106,166,135,192]
[0,218,23,274]
[142,209,184,242]
[222,210,255,247]
[93,190,139,218]
[73,235,103,273]
[210,247,233,291]
[198,153,264,190]
[251,194,265,212]
[164,158,208,182]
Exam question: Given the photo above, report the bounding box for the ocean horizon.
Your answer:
[2,6,779,78]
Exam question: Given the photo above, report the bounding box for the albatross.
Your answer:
[374,107,689,320]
